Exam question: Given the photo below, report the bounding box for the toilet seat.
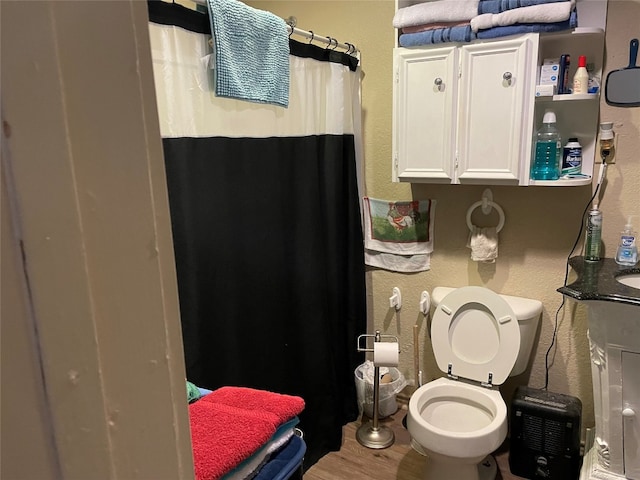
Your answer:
[431,286,520,386]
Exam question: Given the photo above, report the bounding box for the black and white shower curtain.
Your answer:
[148,1,366,467]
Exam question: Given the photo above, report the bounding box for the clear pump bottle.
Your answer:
[616,216,638,266]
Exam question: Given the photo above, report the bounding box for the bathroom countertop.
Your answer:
[557,256,640,306]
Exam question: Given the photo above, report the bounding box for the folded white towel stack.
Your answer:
[467,226,499,263]
[393,0,481,28]
[471,0,574,32]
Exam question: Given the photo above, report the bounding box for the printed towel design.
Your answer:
[363,197,436,273]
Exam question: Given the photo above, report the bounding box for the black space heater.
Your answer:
[509,386,582,479]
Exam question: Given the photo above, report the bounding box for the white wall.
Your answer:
[1,2,194,478]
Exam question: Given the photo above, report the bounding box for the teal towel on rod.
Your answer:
[207,0,290,107]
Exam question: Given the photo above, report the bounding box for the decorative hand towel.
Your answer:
[478,0,567,15]
[471,0,573,32]
[467,226,499,263]
[189,401,279,480]
[201,386,305,424]
[393,0,480,28]
[207,0,290,107]
[363,197,436,273]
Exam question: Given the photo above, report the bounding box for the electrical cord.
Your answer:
[543,169,604,390]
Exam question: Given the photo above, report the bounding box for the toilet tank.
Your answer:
[432,287,542,377]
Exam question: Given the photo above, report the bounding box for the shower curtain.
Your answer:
[147,1,366,468]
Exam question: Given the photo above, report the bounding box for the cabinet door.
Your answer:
[393,46,458,182]
[457,35,537,183]
[622,351,640,479]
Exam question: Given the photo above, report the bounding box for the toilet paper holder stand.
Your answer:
[355,330,399,449]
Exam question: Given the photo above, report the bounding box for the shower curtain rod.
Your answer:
[191,0,359,56]
[283,16,360,57]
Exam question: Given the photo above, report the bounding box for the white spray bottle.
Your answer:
[615,216,638,266]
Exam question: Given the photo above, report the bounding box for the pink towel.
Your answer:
[189,401,279,480]
[201,386,305,424]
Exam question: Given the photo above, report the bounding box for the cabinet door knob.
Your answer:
[434,77,443,91]
[503,72,512,85]
[623,408,636,418]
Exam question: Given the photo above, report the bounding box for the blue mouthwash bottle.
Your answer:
[531,110,562,180]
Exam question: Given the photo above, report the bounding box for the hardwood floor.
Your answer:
[304,404,526,480]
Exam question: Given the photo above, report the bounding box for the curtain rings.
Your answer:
[345,42,354,55]
[308,31,314,44]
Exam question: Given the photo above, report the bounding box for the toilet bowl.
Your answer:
[407,286,542,480]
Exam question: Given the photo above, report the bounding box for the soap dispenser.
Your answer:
[615,216,638,266]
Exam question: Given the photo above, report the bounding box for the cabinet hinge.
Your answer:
[395,66,399,84]
[454,153,459,169]
[394,153,399,171]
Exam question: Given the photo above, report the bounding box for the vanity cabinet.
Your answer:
[622,351,640,479]
[580,302,640,480]
[392,0,606,186]
[558,257,640,480]
[393,34,537,184]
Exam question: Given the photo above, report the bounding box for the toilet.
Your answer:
[407,286,542,480]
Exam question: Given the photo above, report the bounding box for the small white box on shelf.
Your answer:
[539,58,560,85]
[535,84,556,97]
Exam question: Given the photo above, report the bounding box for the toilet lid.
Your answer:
[431,286,520,386]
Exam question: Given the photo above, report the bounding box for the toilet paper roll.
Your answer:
[373,342,399,367]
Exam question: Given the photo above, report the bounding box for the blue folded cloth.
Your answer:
[476,11,577,38]
[221,417,300,479]
[399,25,475,47]
[478,0,568,15]
[207,0,290,107]
[197,387,213,396]
[254,434,306,480]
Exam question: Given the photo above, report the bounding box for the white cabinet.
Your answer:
[622,351,640,479]
[578,301,640,480]
[393,46,458,182]
[392,6,606,187]
[458,37,537,183]
[393,34,538,184]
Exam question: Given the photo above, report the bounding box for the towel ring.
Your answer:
[466,200,505,233]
